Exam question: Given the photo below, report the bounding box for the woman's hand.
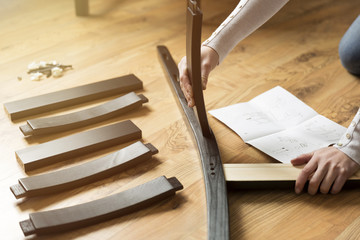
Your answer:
[178,46,219,107]
[291,147,360,195]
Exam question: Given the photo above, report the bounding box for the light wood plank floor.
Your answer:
[0,0,359,239]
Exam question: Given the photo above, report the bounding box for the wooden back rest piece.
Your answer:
[19,92,148,136]
[20,176,183,236]
[11,141,158,199]
[16,120,142,172]
[4,74,143,121]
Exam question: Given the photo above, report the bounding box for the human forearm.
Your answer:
[291,108,360,194]
[203,0,289,63]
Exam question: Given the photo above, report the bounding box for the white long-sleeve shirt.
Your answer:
[203,0,289,63]
[335,109,360,165]
[202,0,360,165]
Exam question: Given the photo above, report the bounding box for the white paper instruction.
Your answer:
[209,86,346,163]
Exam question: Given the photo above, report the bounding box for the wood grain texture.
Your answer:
[3,74,143,120]
[16,120,141,172]
[20,176,183,236]
[1,0,359,239]
[335,216,360,240]
[224,163,360,190]
[19,92,148,136]
[11,141,158,199]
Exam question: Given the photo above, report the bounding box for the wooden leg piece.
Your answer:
[16,120,142,172]
[186,0,211,137]
[3,74,143,121]
[74,0,89,16]
[19,92,148,136]
[19,176,183,236]
[11,141,158,199]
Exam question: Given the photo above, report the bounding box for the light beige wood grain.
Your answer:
[0,0,359,239]
[224,164,360,181]
[336,216,360,240]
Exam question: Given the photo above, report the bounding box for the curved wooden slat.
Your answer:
[4,74,143,121]
[15,120,142,172]
[19,176,183,236]
[11,141,158,199]
[157,45,229,240]
[19,92,148,136]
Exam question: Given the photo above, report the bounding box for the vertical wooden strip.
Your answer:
[74,0,89,16]
[186,0,211,137]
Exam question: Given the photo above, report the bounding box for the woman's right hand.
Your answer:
[178,46,219,107]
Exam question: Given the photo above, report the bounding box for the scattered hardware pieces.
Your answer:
[27,61,72,80]
[19,176,183,236]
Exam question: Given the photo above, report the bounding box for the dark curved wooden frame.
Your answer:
[19,92,148,136]
[158,45,229,240]
[16,120,142,172]
[11,141,158,199]
[19,176,183,236]
[157,2,229,240]
[157,1,360,239]
[158,42,229,240]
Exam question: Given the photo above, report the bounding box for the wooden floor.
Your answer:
[0,0,359,239]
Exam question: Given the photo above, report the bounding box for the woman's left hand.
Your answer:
[291,147,360,195]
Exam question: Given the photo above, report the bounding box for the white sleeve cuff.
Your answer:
[334,108,360,166]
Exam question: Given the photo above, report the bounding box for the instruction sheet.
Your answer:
[209,86,346,163]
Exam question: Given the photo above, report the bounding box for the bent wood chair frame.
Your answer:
[157,0,360,239]
[158,2,229,239]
